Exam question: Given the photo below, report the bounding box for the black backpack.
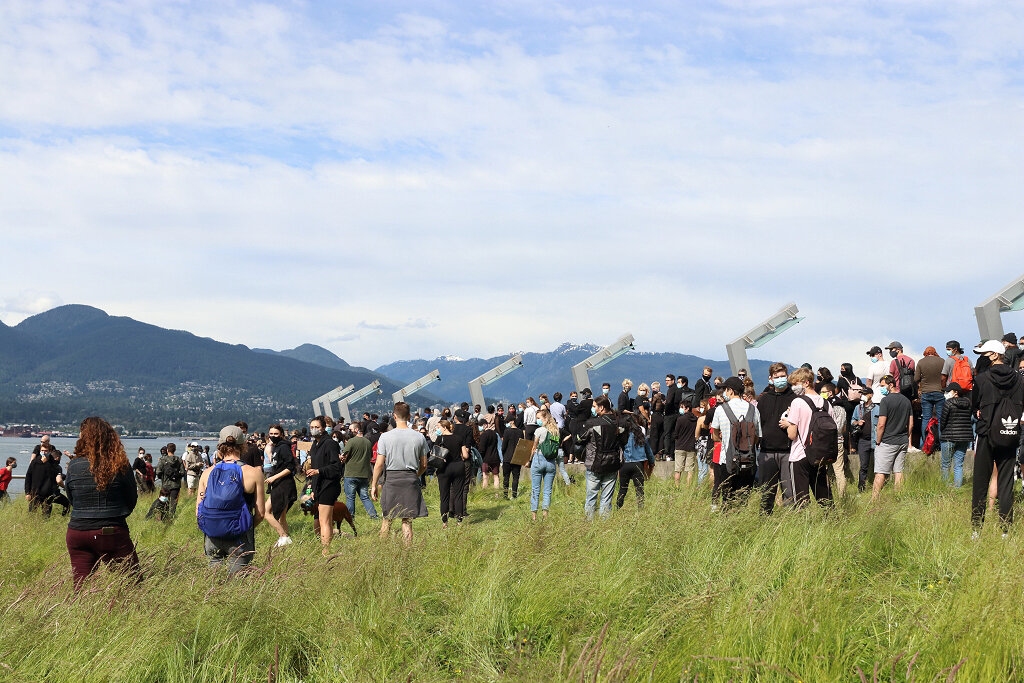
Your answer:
[719,402,756,475]
[896,359,917,400]
[800,396,839,467]
[589,415,624,475]
[989,395,1022,449]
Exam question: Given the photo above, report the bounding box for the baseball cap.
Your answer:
[722,377,745,395]
[866,345,882,356]
[974,340,1005,355]
[219,424,245,446]
[885,341,903,350]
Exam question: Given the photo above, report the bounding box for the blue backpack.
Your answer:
[197,462,252,538]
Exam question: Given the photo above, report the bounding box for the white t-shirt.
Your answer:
[865,361,887,404]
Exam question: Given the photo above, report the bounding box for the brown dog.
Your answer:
[303,499,358,537]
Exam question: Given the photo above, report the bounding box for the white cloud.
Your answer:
[0,1,1022,367]
[0,290,64,323]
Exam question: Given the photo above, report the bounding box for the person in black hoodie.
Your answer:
[755,362,796,514]
[673,399,699,486]
[501,420,525,499]
[617,379,634,414]
[692,367,714,413]
[661,374,680,458]
[1003,333,1021,371]
[939,382,973,488]
[303,416,343,555]
[970,341,1024,532]
[568,389,594,463]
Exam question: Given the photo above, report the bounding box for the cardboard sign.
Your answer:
[510,438,534,466]
[297,440,313,453]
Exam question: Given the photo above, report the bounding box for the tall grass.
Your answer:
[0,456,1020,682]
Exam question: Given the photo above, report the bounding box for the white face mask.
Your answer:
[791,384,806,396]
[944,391,955,400]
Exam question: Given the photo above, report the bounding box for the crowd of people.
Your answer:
[3,333,1024,590]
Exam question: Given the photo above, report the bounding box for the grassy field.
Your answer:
[1,456,1022,682]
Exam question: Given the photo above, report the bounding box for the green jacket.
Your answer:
[155,455,185,490]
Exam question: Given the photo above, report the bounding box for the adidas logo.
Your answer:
[1000,416,1020,436]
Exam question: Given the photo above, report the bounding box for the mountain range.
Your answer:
[0,305,778,431]
[0,305,430,432]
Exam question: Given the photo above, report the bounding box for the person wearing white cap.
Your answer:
[969,340,1024,534]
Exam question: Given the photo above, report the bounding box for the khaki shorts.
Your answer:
[674,450,697,473]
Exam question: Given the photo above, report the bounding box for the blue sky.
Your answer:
[1,0,1022,375]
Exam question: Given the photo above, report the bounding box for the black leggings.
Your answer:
[438,461,466,523]
[971,438,1016,530]
[502,462,521,498]
[616,462,646,509]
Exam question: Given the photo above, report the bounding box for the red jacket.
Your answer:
[0,467,12,492]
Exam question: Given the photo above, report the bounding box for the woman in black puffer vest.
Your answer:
[939,383,974,488]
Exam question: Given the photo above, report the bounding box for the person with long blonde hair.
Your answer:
[64,416,140,590]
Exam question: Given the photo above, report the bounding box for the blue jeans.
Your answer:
[584,470,616,519]
[530,457,557,512]
[556,450,571,485]
[698,458,709,484]
[940,441,970,488]
[920,391,944,448]
[344,477,379,519]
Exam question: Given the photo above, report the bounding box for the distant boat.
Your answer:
[0,426,34,438]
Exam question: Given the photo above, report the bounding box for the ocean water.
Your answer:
[0,436,217,496]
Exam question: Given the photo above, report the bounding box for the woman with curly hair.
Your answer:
[65,416,140,590]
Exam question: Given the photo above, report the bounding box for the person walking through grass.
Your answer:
[579,396,627,520]
[0,457,14,504]
[197,425,266,575]
[154,443,184,519]
[435,419,468,527]
[263,423,297,548]
[341,422,379,523]
[64,416,140,590]
[528,408,560,521]
[371,402,429,545]
[303,415,343,556]
[501,419,525,499]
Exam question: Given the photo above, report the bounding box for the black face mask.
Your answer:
[890,350,899,359]
[703,374,711,380]
[270,436,282,445]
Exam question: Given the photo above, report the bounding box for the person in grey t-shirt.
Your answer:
[371,402,429,545]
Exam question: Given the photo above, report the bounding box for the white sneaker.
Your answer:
[275,536,293,548]
[971,530,980,540]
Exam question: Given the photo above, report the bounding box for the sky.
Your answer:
[1,0,1022,379]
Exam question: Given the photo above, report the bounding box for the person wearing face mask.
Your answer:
[426,409,443,442]
[617,379,635,414]
[649,383,665,458]
[819,383,851,497]
[662,375,680,459]
[779,368,833,508]
[970,340,1024,533]
[915,347,947,450]
[263,424,298,547]
[549,393,567,430]
[938,383,973,487]
[577,396,628,519]
[865,346,888,405]
[692,367,714,409]
[872,375,913,501]
[303,416,343,555]
[1002,333,1022,371]
[528,409,562,520]
[478,415,501,489]
[885,342,917,402]
[500,417,525,499]
[941,340,973,392]
[523,397,539,441]
[851,388,877,492]
[755,363,796,513]
[694,399,713,486]
[634,384,650,416]
[673,399,699,486]
[341,422,378,525]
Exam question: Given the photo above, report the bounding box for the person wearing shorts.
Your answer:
[872,375,913,501]
[673,399,698,486]
[303,416,343,555]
